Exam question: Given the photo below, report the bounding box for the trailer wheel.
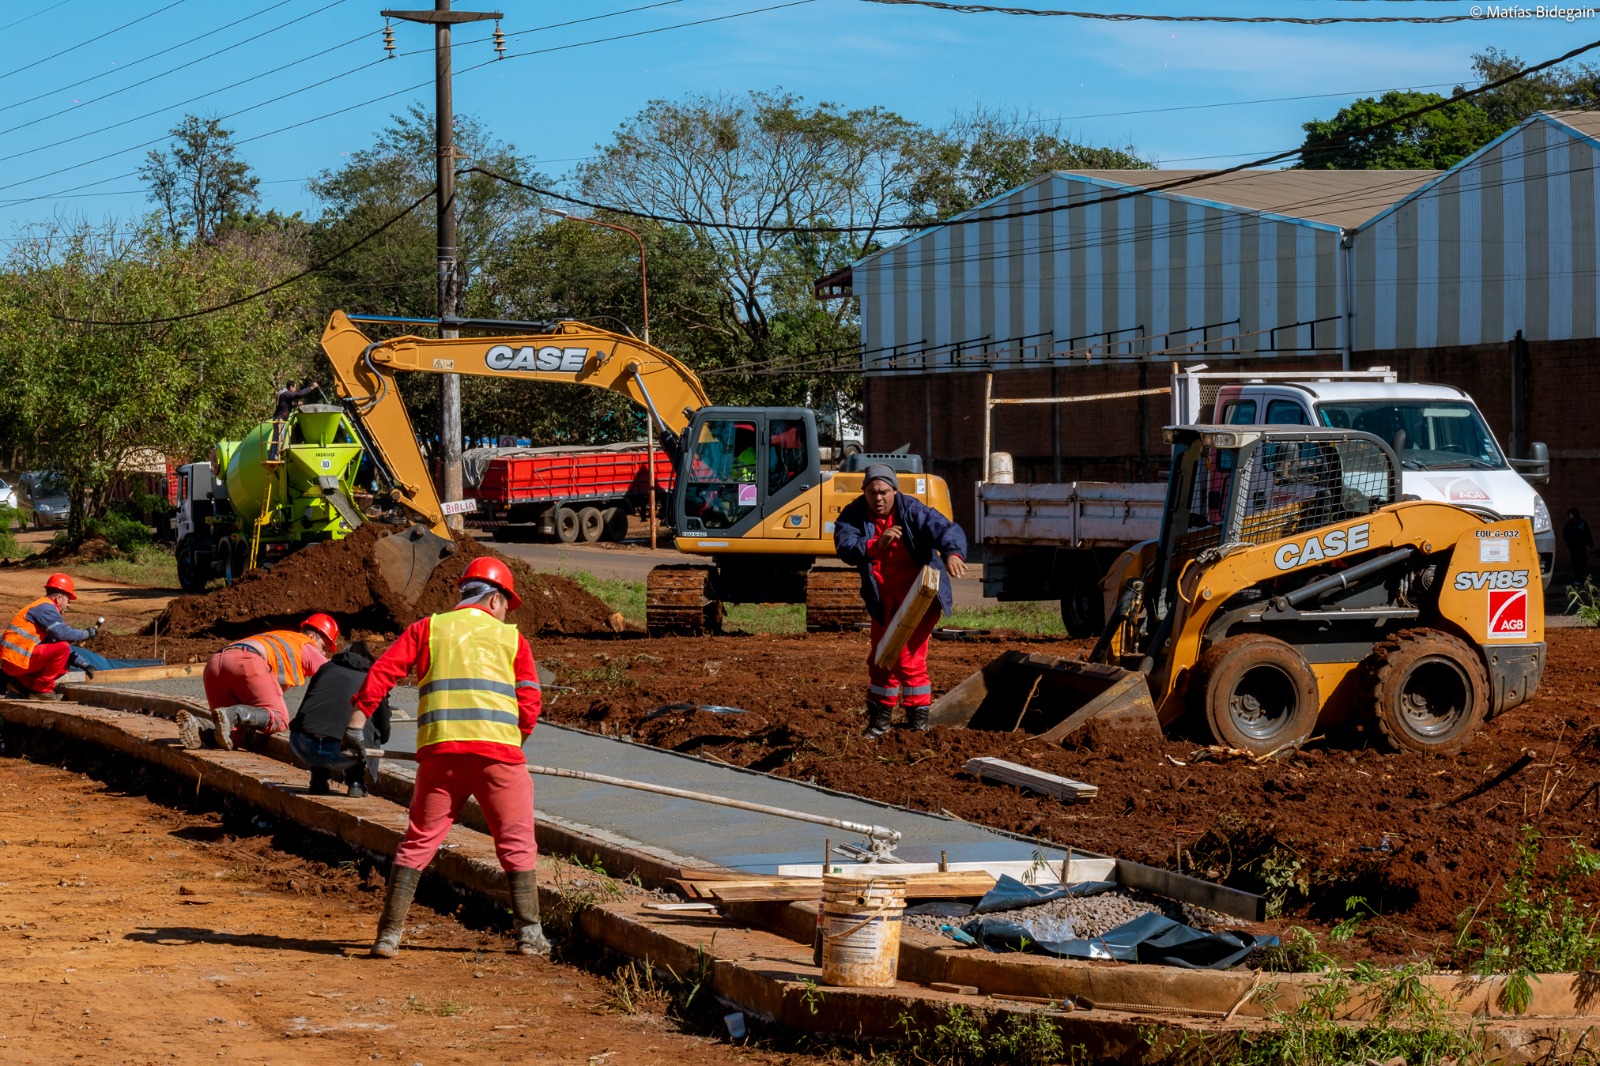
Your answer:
[578,506,604,543]
[1196,634,1320,756]
[1058,574,1105,639]
[1363,629,1489,755]
[601,507,629,542]
[554,507,581,544]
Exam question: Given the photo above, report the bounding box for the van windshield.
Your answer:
[1314,400,1504,471]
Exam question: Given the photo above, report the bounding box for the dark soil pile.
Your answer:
[0,535,125,567]
[151,523,620,642]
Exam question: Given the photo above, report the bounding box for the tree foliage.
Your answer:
[0,222,318,539]
[1297,48,1600,171]
[139,115,260,243]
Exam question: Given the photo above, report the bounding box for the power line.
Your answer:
[0,0,194,84]
[48,187,436,327]
[0,0,352,130]
[854,0,1481,22]
[0,0,72,34]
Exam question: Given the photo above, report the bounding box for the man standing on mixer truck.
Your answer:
[346,557,550,959]
[834,464,968,738]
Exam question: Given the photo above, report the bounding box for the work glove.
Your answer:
[341,727,369,759]
[83,626,99,641]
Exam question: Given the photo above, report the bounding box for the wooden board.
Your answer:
[674,869,1003,903]
[872,564,941,669]
[963,757,1098,802]
[78,663,203,684]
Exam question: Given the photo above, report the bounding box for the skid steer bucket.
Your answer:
[927,651,1161,743]
[371,523,457,605]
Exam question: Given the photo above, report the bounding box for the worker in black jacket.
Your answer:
[289,641,391,797]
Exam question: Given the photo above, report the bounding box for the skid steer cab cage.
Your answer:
[1152,426,1402,615]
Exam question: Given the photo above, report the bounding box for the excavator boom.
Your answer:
[320,310,713,536]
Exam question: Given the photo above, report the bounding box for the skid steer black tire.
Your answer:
[1196,634,1320,756]
[1363,629,1489,755]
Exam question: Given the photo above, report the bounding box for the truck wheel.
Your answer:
[578,506,604,543]
[1363,629,1489,755]
[1058,576,1105,639]
[601,507,629,542]
[175,538,209,594]
[223,539,250,585]
[1196,634,1320,756]
[554,507,581,544]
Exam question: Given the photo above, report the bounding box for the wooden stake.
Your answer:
[939,849,948,873]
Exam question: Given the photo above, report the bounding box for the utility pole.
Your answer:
[381,1,501,529]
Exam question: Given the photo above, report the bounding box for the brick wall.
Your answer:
[866,339,1599,574]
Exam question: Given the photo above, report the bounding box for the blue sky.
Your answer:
[0,0,1593,234]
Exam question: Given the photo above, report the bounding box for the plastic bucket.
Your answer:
[820,874,906,988]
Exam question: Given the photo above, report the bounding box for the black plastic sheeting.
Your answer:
[960,876,1276,970]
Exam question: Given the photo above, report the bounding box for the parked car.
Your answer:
[0,477,14,510]
[27,474,70,529]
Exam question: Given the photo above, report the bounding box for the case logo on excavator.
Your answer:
[1273,522,1371,570]
[485,344,588,373]
[1453,570,1530,591]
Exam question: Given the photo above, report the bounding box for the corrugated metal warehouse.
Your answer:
[852,110,1600,567]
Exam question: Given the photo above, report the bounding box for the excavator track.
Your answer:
[646,565,723,636]
[805,567,867,632]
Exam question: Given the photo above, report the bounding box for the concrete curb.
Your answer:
[18,688,1600,1061]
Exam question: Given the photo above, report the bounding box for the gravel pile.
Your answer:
[905,887,1226,942]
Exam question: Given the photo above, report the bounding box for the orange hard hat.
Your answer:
[460,556,522,611]
[301,613,340,648]
[45,573,77,601]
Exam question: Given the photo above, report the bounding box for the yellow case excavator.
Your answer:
[318,311,955,634]
[931,424,1545,756]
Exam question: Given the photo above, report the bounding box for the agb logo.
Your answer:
[1488,588,1527,638]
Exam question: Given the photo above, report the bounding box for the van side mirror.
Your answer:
[1512,441,1550,486]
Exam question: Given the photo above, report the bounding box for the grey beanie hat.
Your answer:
[862,462,898,488]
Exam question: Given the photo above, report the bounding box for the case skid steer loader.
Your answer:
[930,425,1546,756]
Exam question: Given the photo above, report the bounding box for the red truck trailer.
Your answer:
[466,441,676,543]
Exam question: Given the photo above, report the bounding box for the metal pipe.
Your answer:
[982,372,993,483]
[525,763,903,848]
[1280,547,1414,609]
[990,387,1170,406]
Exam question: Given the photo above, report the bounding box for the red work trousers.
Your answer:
[202,647,290,733]
[866,587,940,709]
[393,752,538,874]
[1,642,72,693]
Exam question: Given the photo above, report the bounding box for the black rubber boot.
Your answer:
[344,766,366,799]
[903,705,930,732]
[863,702,894,740]
[174,710,205,750]
[508,869,551,957]
[307,769,332,796]
[371,865,422,959]
[210,704,270,751]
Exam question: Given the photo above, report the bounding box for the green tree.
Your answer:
[0,222,318,541]
[139,114,261,243]
[1296,90,1490,170]
[902,106,1151,224]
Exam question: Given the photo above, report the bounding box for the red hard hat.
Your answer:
[460,556,522,611]
[45,573,77,601]
[301,612,340,647]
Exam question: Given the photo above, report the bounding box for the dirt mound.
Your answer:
[152,523,620,641]
[0,535,125,568]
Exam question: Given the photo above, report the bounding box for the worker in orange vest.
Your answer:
[349,556,548,959]
[1,573,97,700]
[194,614,340,751]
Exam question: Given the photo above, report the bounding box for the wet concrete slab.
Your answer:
[98,677,1066,875]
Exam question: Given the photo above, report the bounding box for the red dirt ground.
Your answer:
[523,626,1600,964]
[0,758,803,1065]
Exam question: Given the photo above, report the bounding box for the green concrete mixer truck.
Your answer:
[173,405,367,593]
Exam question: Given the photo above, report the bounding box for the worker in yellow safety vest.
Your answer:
[349,555,548,959]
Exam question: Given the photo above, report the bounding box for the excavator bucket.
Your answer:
[927,651,1161,742]
[371,523,457,606]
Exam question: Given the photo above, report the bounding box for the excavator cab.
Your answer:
[933,425,1546,758]
[675,407,822,541]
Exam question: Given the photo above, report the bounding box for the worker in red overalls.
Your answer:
[1,573,97,700]
[350,556,548,958]
[197,614,339,750]
[834,464,968,738]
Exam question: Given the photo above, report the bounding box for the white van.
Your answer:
[1209,378,1555,586]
